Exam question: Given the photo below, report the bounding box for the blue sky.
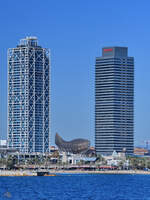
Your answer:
[0,0,150,147]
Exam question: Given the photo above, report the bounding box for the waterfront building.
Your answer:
[95,47,134,155]
[0,140,7,147]
[134,147,149,156]
[8,37,50,153]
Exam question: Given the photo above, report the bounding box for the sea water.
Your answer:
[0,174,150,200]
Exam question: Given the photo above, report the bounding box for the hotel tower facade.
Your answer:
[8,37,50,153]
[95,47,134,155]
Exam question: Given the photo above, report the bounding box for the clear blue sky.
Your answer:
[0,0,150,147]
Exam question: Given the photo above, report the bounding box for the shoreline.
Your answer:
[0,169,150,176]
[52,170,150,175]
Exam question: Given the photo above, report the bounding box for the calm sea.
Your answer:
[0,174,150,200]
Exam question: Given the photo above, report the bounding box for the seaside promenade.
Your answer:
[0,170,150,176]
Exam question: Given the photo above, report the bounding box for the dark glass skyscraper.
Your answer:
[8,37,50,153]
[95,47,134,155]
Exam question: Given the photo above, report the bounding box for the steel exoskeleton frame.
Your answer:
[7,37,50,154]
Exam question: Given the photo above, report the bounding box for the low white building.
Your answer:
[61,152,96,165]
[103,151,127,167]
[0,140,7,147]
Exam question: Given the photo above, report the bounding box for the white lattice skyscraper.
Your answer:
[8,37,50,153]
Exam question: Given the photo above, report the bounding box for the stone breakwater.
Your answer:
[0,170,150,176]
[0,170,37,176]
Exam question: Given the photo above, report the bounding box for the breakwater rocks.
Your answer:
[0,170,37,176]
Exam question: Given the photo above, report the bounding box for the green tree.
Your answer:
[6,156,17,170]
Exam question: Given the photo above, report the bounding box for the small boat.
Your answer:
[37,171,56,176]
